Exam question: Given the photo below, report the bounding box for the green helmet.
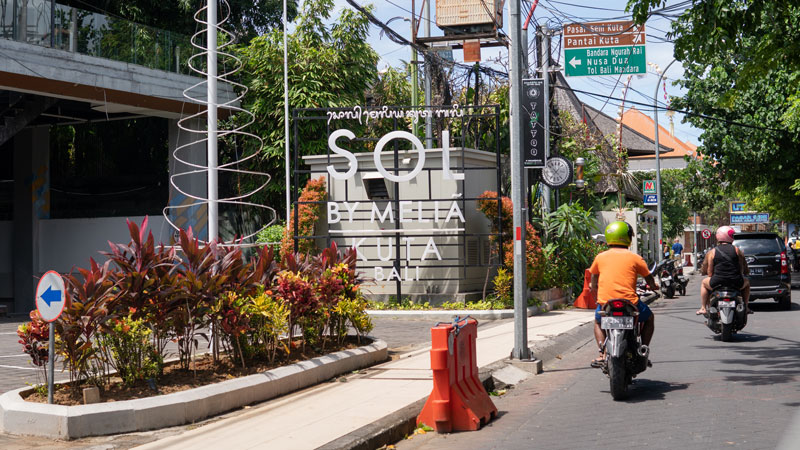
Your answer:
[605,221,633,246]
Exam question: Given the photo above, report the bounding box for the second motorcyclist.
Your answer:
[697,226,752,315]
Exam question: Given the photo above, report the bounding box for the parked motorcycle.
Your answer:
[704,287,747,341]
[598,287,659,400]
[673,261,689,296]
[657,260,676,299]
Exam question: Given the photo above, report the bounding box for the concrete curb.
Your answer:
[366,297,568,321]
[0,338,388,440]
[320,317,597,450]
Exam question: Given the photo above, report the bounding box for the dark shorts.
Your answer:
[595,301,652,324]
[709,276,745,290]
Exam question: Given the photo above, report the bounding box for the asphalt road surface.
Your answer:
[399,275,800,450]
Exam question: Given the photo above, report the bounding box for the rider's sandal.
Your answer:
[590,352,605,368]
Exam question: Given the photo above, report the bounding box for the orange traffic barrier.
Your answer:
[573,269,597,309]
[684,253,693,267]
[417,318,497,432]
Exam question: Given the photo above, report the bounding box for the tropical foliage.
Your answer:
[19,218,371,392]
[627,0,800,223]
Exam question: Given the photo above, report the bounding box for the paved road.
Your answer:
[399,275,800,450]
[0,312,508,395]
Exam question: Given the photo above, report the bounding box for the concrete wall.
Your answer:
[303,148,500,296]
[37,216,172,274]
[0,215,171,302]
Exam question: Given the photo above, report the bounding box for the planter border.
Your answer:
[0,338,387,440]
[366,288,569,321]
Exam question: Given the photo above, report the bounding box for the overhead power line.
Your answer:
[555,85,788,133]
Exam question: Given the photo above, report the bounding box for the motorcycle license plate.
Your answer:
[749,267,764,276]
[718,301,735,308]
[601,316,634,330]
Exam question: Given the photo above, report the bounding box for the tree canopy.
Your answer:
[234,0,379,214]
[63,0,297,41]
[626,0,800,223]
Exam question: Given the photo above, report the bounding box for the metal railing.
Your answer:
[0,0,190,74]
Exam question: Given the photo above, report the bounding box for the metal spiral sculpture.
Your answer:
[163,0,275,244]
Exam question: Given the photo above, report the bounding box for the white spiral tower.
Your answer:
[164,0,275,244]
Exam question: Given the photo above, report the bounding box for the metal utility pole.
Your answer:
[653,59,676,261]
[284,0,291,222]
[541,25,551,213]
[411,17,419,136]
[509,0,530,361]
[207,0,219,242]
[424,0,432,147]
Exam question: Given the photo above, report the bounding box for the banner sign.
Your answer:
[521,78,546,168]
[730,213,770,224]
[643,194,658,205]
[643,180,656,195]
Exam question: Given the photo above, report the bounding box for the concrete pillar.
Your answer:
[12,127,49,313]
[168,118,208,241]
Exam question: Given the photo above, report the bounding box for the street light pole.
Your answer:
[653,59,676,262]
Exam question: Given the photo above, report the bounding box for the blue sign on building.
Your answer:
[730,213,770,224]
[643,194,658,206]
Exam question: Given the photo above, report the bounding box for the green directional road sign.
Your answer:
[563,21,647,78]
[564,46,646,77]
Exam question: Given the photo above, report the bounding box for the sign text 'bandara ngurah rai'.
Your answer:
[324,126,466,282]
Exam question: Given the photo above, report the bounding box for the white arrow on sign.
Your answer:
[569,56,582,68]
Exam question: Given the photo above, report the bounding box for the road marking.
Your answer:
[0,364,40,371]
[0,354,27,358]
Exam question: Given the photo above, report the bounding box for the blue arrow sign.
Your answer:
[40,285,62,307]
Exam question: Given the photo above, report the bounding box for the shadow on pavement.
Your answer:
[750,301,797,312]
[611,379,690,403]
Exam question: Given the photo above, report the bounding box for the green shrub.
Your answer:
[99,315,161,387]
[492,268,513,308]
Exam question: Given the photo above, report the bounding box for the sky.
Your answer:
[321,0,701,146]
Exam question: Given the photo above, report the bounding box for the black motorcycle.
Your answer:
[657,259,676,298]
[705,288,747,341]
[599,288,659,400]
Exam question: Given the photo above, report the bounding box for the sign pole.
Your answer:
[207,0,219,242]
[36,270,65,404]
[48,324,54,404]
[509,0,530,360]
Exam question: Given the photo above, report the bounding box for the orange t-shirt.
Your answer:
[588,248,651,304]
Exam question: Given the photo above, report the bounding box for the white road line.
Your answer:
[0,355,27,358]
[0,364,40,371]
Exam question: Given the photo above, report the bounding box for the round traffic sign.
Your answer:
[702,228,712,240]
[35,270,66,322]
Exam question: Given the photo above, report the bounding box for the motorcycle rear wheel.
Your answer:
[608,357,628,400]
[665,285,675,299]
[721,322,733,342]
[678,284,686,296]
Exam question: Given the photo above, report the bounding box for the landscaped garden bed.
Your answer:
[22,337,364,406]
[16,210,374,406]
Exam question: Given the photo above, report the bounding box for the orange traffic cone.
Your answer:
[573,269,596,309]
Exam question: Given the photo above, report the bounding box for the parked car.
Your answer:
[733,232,792,310]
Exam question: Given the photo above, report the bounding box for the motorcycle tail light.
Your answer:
[612,311,624,316]
[781,252,789,275]
[611,300,625,309]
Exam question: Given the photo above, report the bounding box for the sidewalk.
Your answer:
[136,309,596,450]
